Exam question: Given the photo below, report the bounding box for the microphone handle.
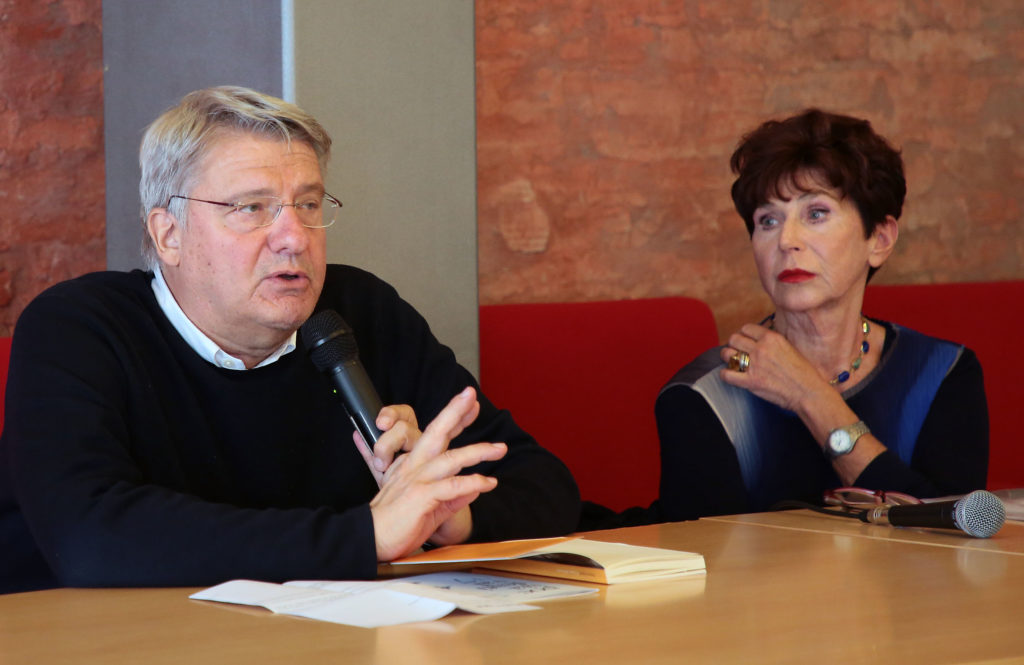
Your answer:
[885,501,957,530]
[328,359,384,445]
[863,491,1005,538]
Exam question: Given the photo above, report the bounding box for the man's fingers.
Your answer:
[422,441,507,482]
[430,473,499,504]
[380,452,409,484]
[412,387,480,459]
[376,404,418,432]
[352,431,385,486]
[367,388,500,561]
[377,441,506,497]
[371,418,420,470]
[369,468,500,561]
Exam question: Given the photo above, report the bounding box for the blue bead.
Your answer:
[836,371,851,383]
[861,341,870,353]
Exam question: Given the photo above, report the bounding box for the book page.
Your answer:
[390,536,579,564]
[531,539,705,576]
[298,572,596,614]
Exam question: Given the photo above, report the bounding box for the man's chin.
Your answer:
[256,283,322,324]
[254,299,318,333]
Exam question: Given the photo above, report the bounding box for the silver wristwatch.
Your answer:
[825,421,870,459]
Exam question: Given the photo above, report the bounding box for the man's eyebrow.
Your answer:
[224,184,325,201]
[222,187,275,201]
[294,183,326,197]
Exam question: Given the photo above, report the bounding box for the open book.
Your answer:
[390,536,706,585]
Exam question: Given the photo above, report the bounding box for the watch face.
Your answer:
[829,430,854,455]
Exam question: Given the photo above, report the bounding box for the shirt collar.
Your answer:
[150,266,296,370]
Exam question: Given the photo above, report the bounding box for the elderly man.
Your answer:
[0,87,579,593]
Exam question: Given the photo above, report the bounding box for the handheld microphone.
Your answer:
[863,490,1006,538]
[301,309,384,447]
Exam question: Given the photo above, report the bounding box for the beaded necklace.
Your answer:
[768,314,870,385]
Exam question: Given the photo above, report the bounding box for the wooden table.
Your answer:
[3,512,1023,665]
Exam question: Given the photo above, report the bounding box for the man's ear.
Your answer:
[147,208,182,267]
[868,215,899,269]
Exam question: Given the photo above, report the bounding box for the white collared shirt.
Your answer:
[150,266,296,370]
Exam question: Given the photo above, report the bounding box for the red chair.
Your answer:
[864,281,1024,490]
[479,298,720,511]
[0,336,11,435]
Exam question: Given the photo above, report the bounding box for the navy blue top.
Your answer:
[654,321,988,521]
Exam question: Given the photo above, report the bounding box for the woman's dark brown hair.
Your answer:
[730,109,906,241]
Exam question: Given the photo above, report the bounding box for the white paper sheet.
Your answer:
[190,579,455,628]
[190,572,596,628]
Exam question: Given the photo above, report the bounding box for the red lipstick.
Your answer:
[778,269,814,283]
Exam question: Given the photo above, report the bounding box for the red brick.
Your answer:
[0,0,104,335]
[0,268,11,308]
[476,0,1024,346]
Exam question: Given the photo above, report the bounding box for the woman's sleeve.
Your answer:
[655,385,749,521]
[855,349,989,497]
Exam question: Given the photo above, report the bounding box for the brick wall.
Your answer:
[2,2,1022,341]
[476,1,1024,338]
[0,0,104,336]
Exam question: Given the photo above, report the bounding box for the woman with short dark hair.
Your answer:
[655,109,988,521]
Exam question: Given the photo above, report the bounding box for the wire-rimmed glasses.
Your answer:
[168,193,342,231]
[823,487,921,511]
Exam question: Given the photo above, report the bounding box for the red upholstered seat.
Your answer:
[1,336,11,435]
[863,281,1024,490]
[479,298,719,511]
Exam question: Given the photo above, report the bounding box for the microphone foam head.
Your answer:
[954,490,1006,538]
[300,309,359,372]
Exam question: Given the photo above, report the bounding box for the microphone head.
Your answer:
[300,309,359,372]
[954,490,1006,538]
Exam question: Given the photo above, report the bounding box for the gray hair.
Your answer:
[138,86,333,268]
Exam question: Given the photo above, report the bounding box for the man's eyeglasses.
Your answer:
[168,193,342,231]
[823,487,921,510]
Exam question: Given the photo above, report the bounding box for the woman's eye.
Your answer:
[808,207,829,221]
[756,215,778,229]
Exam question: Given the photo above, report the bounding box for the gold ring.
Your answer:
[728,351,750,373]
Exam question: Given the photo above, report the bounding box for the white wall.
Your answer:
[291,1,479,374]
